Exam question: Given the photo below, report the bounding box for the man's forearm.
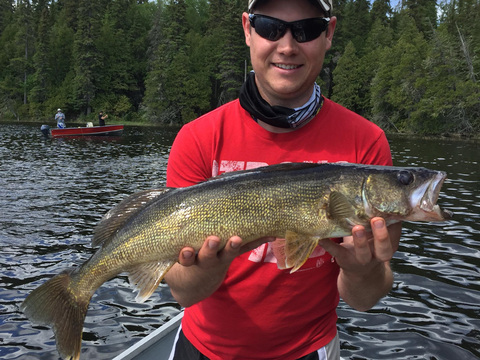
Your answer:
[338,261,393,312]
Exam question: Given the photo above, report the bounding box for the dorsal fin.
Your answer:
[209,162,321,180]
[92,189,172,247]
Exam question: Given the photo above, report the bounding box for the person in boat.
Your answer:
[55,108,66,129]
[165,0,401,359]
[98,111,108,126]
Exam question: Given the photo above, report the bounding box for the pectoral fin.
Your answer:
[328,191,355,220]
[128,260,175,303]
[284,231,320,273]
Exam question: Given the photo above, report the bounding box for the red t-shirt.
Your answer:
[166,98,392,360]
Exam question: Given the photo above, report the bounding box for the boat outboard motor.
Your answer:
[40,124,51,138]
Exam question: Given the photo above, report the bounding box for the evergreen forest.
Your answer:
[0,0,479,136]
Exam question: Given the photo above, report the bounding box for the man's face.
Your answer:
[243,0,336,108]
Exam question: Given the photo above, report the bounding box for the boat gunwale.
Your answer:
[49,125,124,137]
[112,311,183,360]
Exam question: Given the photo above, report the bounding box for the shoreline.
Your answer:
[0,118,182,129]
[1,119,478,141]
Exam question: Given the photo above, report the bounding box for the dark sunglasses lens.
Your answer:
[251,15,329,43]
[292,18,328,42]
[253,16,286,41]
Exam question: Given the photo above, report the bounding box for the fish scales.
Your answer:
[113,168,322,258]
[21,162,452,360]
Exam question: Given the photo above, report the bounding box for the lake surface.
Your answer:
[0,123,478,360]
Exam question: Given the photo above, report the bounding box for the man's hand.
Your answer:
[165,235,275,307]
[319,218,401,311]
[177,235,273,267]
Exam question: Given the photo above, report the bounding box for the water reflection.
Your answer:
[0,124,181,359]
[0,125,479,359]
[337,136,480,360]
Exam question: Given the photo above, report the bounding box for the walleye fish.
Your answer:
[21,162,452,360]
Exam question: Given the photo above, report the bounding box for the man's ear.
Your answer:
[325,16,337,51]
[242,12,252,47]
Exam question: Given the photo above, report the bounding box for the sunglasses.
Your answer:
[249,14,330,43]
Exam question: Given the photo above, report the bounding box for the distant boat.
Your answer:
[41,124,124,138]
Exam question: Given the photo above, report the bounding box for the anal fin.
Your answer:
[284,230,320,273]
[271,238,287,270]
[128,261,175,303]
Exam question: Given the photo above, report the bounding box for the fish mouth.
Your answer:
[409,172,452,221]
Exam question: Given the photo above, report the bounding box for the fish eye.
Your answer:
[397,170,414,185]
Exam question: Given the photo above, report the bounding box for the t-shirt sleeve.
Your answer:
[166,124,212,188]
[361,130,393,166]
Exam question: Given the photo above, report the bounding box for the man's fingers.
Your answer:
[197,236,222,264]
[318,238,346,259]
[370,218,393,262]
[178,247,195,266]
[219,236,243,262]
[178,236,223,267]
[177,235,278,268]
[352,226,372,265]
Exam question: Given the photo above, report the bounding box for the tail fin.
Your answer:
[21,270,91,360]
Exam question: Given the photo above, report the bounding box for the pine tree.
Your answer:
[30,6,51,108]
[143,3,165,121]
[332,41,361,112]
[371,12,429,132]
[370,0,392,26]
[16,0,34,106]
[358,17,394,118]
[0,0,14,33]
[125,1,156,112]
[411,4,480,135]
[0,0,476,134]
[403,0,437,35]
[45,3,75,114]
[215,0,248,105]
[94,0,138,116]
[340,0,371,55]
[0,0,35,119]
[71,0,102,115]
[144,0,190,123]
[322,0,350,97]
[0,2,19,119]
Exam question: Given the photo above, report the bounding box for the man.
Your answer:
[55,108,66,128]
[165,0,401,359]
[99,111,108,126]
